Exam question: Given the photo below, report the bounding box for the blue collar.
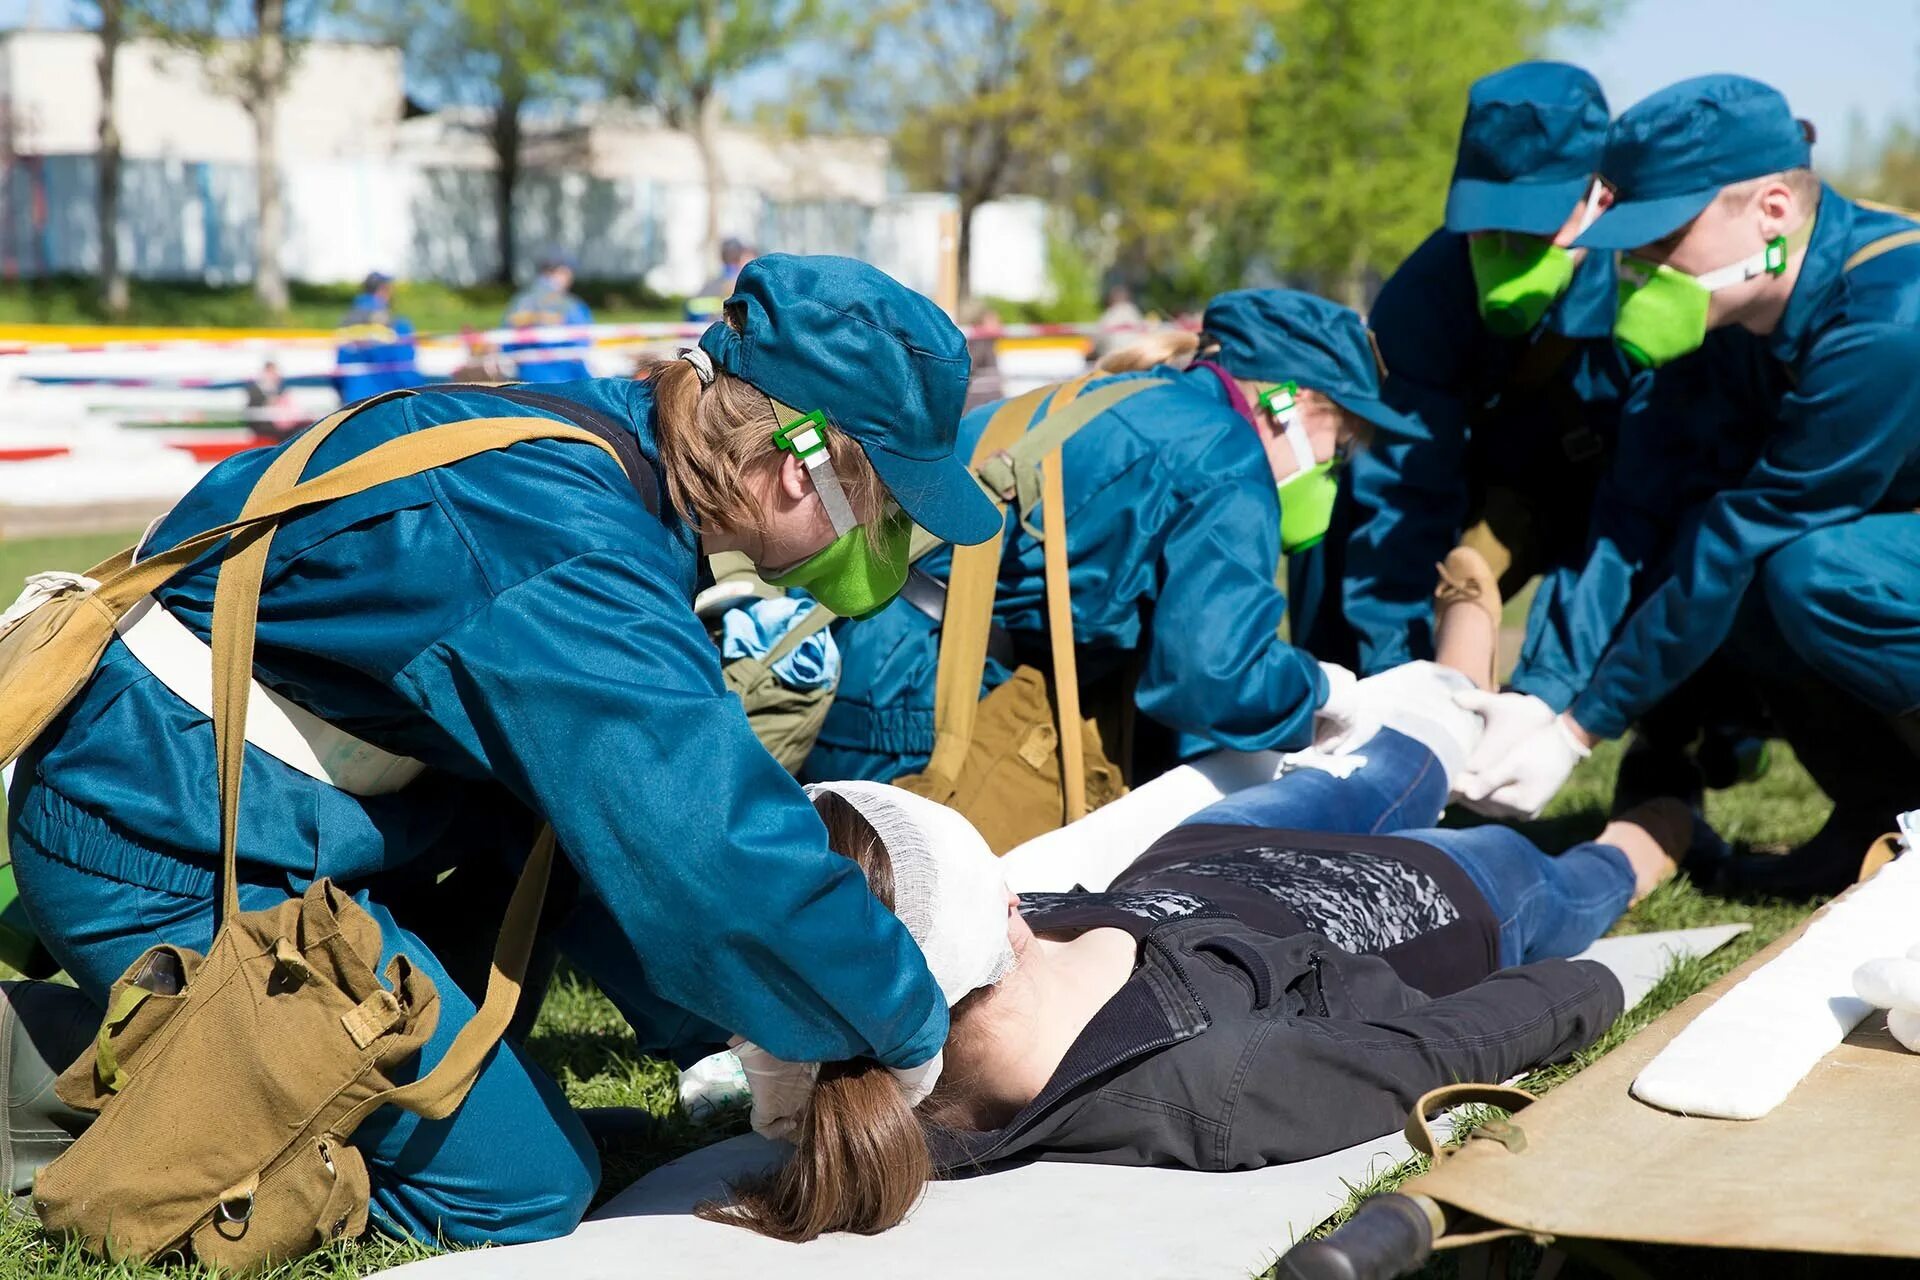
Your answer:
[1542,243,1617,341]
[1768,185,1854,365]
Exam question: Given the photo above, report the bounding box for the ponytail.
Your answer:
[699,1062,932,1241]
[1095,328,1207,373]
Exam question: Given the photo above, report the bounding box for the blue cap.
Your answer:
[536,249,578,273]
[699,254,999,546]
[1446,61,1610,236]
[1576,75,1813,251]
[1201,289,1412,435]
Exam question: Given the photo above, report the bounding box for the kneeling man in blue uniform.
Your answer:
[1461,75,1920,895]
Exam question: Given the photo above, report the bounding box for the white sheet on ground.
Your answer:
[369,924,1746,1280]
[1634,842,1920,1120]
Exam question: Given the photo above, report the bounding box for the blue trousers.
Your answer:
[1185,728,1635,967]
[9,818,599,1247]
[1755,513,1920,719]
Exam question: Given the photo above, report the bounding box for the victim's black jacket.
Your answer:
[930,910,1621,1173]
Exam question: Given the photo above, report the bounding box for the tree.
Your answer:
[1253,0,1611,305]
[138,0,330,315]
[80,0,131,318]
[388,0,578,285]
[826,0,1284,304]
[581,0,820,276]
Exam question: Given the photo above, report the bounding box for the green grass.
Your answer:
[0,532,1834,1277]
[0,277,682,333]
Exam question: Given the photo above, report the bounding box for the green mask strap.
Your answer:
[770,403,859,536]
[1676,213,1818,293]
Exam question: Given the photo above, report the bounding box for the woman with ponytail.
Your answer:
[806,289,1407,789]
[8,256,999,1247]
[712,595,1679,1240]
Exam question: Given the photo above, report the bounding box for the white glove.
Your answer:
[1455,689,1556,777]
[732,1038,818,1142]
[732,1039,946,1140]
[1853,946,1920,1052]
[1453,694,1588,819]
[1311,662,1372,753]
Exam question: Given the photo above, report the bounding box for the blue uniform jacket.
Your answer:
[9,379,946,1069]
[805,368,1327,784]
[1511,189,1920,737]
[1346,230,1633,673]
[334,295,425,403]
[503,288,594,383]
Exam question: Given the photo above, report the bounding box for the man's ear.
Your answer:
[1757,180,1797,237]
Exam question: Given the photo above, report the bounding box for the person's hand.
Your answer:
[1454,698,1590,819]
[1312,662,1372,753]
[731,1038,818,1142]
[888,1051,944,1109]
[1854,947,1920,1052]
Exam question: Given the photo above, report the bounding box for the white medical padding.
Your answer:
[803,781,1016,1006]
[1634,850,1920,1120]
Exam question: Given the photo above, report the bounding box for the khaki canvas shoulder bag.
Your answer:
[12,398,637,1270]
[895,375,1165,853]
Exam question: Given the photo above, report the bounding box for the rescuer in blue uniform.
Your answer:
[502,251,594,382]
[1344,62,1629,673]
[9,256,999,1245]
[334,271,425,403]
[1459,76,1920,895]
[806,290,1406,786]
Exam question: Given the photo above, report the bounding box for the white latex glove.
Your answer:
[732,1039,946,1140]
[731,1038,817,1142]
[1311,662,1372,754]
[1455,689,1556,778]
[1453,697,1589,820]
[1853,945,1920,1052]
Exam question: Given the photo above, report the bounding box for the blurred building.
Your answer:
[0,28,1047,301]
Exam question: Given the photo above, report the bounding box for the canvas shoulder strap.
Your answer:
[922,374,1166,786]
[184,401,638,1127]
[1844,227,1920,273]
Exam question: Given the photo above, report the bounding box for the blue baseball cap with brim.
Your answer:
[1201,289,1415,437]
[699,254,1001,547]
[1446,61,1610,237]
[1575,74,1813,252]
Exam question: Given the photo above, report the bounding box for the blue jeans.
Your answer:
[1182,728,1634,967]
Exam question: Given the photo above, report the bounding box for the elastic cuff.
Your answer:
[1568,692,1628,742]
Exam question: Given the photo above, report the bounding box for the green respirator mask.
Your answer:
[1465,182,1605,337]
[1468,234,1577,337]
[761,408,910,620]
[1261,381,1343,554]
[1612,219,1810,369]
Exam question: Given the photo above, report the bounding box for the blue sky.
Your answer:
[1551,0,1920,166]
[3,0,1916,167]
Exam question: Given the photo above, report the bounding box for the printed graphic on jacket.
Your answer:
[1141,845,1459,954]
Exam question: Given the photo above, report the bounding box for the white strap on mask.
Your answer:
[778,414,860,536]
[1576,179,1606,235]
[1694,244,1785,292]
[1277,413,1319,487]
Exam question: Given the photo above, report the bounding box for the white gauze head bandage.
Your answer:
[734,782,1014,1140]
[804,780,1017,1004]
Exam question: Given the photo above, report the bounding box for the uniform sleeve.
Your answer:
[1225,958,1621,1168]
[396,548,948,1068]
[1137,467,1328,752]
[1345,237,1486,674]
[1570,324,1920,737]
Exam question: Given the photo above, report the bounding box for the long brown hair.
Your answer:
[696,792,990,1241]
[1094,328,1211,373]
[640,331,887,541]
